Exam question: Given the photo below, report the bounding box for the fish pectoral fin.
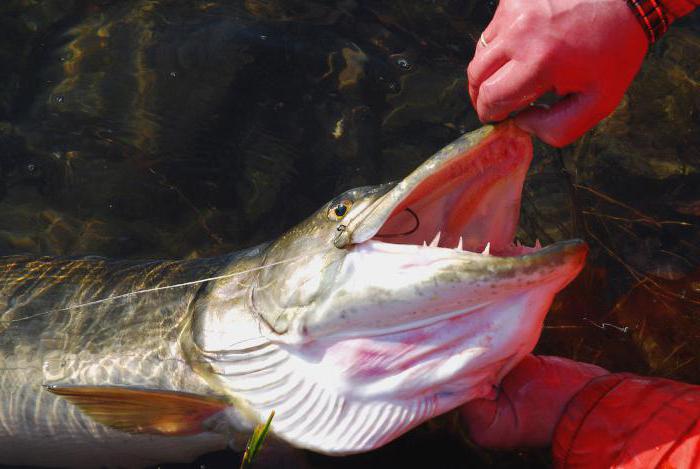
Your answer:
[45,385,230,436]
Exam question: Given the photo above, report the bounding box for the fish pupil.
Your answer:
[334,205,347,217]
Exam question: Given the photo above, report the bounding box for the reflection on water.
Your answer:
[0,1,698,467]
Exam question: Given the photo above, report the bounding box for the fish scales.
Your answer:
[0,255,244,467]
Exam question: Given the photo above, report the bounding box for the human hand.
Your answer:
[467,0,648,147]
[459,355,608,448]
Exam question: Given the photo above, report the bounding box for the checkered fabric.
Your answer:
[625,0,669,43]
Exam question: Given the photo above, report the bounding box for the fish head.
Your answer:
[253,121,586,345]
[249,182,394,337]
[199,121,587,453]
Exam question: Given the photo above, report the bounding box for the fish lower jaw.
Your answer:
[199,334,495,454]
[213,342,525,455]
[201,340,432,454]
[296,293,552,402]
[201,291,555,454]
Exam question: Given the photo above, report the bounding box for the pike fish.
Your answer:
[0,122,587,467]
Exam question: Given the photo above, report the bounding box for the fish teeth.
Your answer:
[535,239,542,249]
[422,240,427,247]
[456,236,463,251]
[429,231,441,248]
[482,242,491,256]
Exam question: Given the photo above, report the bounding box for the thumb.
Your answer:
[515,91,610,147]
[458,396,501,439]
[459,355,609,449]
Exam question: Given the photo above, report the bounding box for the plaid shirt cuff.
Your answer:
[625,0,670,43]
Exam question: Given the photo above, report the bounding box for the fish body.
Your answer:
[0,255,248,467]
[0,123,587,467]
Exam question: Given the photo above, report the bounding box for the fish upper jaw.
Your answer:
[335,121,533,253]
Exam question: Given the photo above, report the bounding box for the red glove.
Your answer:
[459,355,608,448]
[467,0,648,147]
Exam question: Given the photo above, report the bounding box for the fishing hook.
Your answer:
[374,207,420,238]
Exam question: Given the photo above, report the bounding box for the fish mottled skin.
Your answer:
[0,253,260,467]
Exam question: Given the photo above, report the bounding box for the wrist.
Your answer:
[662,0,700,22]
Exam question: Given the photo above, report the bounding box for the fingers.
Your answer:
[459,396,500,435]
[460,355,609,449]
[536,355,609,382]
[459,393,517,448]
[515,90,605,147]
[479,8,502,46]
[467,39,509,106]
[467,3,508,105]
[474,60,549,123]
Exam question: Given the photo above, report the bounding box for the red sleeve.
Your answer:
[552,373,700,468]
[662,0,700,22]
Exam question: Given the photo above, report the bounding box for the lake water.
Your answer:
[0,1,698,467]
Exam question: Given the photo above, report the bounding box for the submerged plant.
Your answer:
[240,411,275,469]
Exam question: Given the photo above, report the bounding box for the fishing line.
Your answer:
[4,247,330,324]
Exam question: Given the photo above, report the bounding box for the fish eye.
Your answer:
[328,200,353,220]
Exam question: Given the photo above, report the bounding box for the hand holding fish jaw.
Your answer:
[459,354,609,448]
[468,0,648,147]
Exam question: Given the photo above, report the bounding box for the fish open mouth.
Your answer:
[311,120,588,342]
[224,123,589,455]
[337,121,571,259]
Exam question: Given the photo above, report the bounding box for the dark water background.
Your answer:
[0,1,698,467]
